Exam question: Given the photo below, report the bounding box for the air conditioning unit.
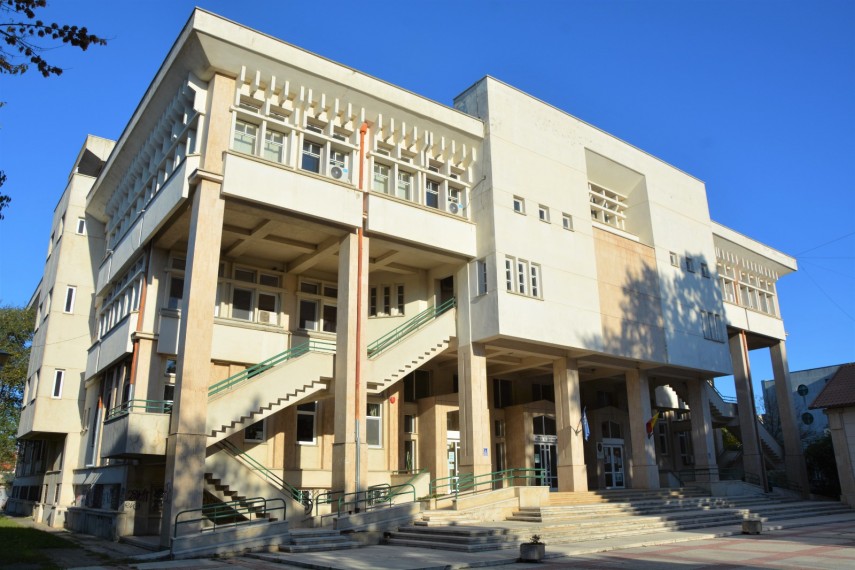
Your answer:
[330,165,347,180]
[448,202,460,215]
[258,310,274,324]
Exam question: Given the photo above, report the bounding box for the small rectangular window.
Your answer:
[670,252,679,267]
[244,420,265,442]
[701,263,710,278]
[259,273,280,287]
[164,358,177,377]
[396,284,405,315]
[505,257,514,291]
[426,180,440,208]
[233,120,258,154]
[404,414,416,434]
[168,276,184,310]
[232,288,253,320]
[366,402,382,447]
[686,257,696,273]
[297,402,317,444]
[538,205,549,222]
[397,171,412,200]
[477,259,488,295]
[562,214,573,231]
[63,286,76,313]
[234,268,256,283]
[513,196,525,214]
[530,263,541,298]
[301,140,322,173]
[517,260,527,295]
[76,218,86,235]
[369,287,377,317]
[373,163,390,194]
[52,370,64,398]
[263,129,285,163]
[299,299,319,330]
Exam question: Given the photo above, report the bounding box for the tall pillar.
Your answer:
[827,409,855,506]
[160,72,232,546]
[331,232,368,496]
[686,380,719,482]
[729,333,765,486]
[455,262,491,487]
[160,177,225,545]
[770,342,810,495]
[554,358,587,492]
[626,370,659,489]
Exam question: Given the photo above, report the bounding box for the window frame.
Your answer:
[366,402,383,448]
[538,205,550,223]
[233,119,258,155]
[244,419,265,443]
[513,196,525,215]
[76,218,86,235]
[562,213,573,231]
[296,402,318,445]
[51,369,65,399]
[63,286,76,314]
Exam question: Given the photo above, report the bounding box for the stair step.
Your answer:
[385,537,519,553]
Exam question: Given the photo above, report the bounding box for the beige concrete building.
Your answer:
[9,9,808,546]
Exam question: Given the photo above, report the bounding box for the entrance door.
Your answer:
[603,444,625,489]
[447,436,460,491]
[533,441,558,489]
[438,276,454,305]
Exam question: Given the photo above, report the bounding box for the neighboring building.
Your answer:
[9,8,809,545]
[810,363,855,506]
[762,364,848,447]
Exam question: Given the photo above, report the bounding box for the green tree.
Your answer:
[0,305,35,469]
[0,0,107,219]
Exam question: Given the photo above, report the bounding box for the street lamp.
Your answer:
[0,349,9,369]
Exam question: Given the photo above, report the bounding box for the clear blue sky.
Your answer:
[0,1,852,402]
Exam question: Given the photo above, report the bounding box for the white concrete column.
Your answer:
[160,177,225,545]
[626,370,659,489]
[331,232,368,496]
[554,357,588,492]
[827,409,855,507]
[770,342,810,495]
[686,380,719,482]
[729,333,764,486]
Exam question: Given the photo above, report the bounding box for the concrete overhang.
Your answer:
[711,221,797,276]
[87,8,484,220]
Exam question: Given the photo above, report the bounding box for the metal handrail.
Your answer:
[367,297,456,358]
[218,440,311,513]
[173,496,285,538]
[208,339,336,397]
[314,482,416,516]
[105,399,173,420]
[430,467,546,499]
[706,379,738,404]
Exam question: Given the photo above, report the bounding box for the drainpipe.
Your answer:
[355,121,370,501]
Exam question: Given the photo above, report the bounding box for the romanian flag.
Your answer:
[645,411,660,439]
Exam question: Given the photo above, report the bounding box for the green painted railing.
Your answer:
[367,297,456,358]
[105,399,172,421]
[314,482,416,516]
[430,467,546,499]
[173,496,284,538]
[208,340,336,397]
[218,439,311,514]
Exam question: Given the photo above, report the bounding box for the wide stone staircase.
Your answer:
[385,488,854,552]
[277,529,361,553]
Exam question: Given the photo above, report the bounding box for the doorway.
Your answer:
[438,276,454,305]
[603,444,625,489]
[533,438,558,489]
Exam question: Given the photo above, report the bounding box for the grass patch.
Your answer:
[0,515,79,567]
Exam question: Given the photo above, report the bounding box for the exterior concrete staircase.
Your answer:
[385,525,519,552]
[277,528,361,552]
[205,342,334,445]
[366,302,456,393]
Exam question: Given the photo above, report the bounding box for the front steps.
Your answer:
[385,525,519,552]
[277,529,360,553]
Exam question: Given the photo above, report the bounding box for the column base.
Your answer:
[557,464,589,492]
[630,463,660,489]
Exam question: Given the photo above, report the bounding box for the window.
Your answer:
[298,279,337,331]
[686,257,696,273]
[538,205,549,222]
[404,370,431,402]
[366,403,382,447]
[700,262,710,278]
[301,140,322,173]
[601,420,622,439]
[263,129,285,162]
[589,182,627,230]
[244,420,265,442]
[167,276,184,310]
[373,163,390,194]
[404,414,416,434]
[505,258,513,291]
[397,171,412,200]
[448,186,462,214]
[494,419,506,438]
[63,286,76,314]
[493,378,512,408]
[531,382,554,402]
[233,120,257,154]
[426,179,440,208]
[52,370,64,398]
[657,421,669,455]
[678,431,694,465]
[232,288,253,320]
[517,259,527,295]
[329,148,347,174]
[505,256,542,298]
[562,214,573,231]
[477,259,488,295]
[513,196,525,214]
[670,252,679,267]
[368,284,405,317]
[701,310,724,342]
[530,263,541,297]
[296,402,317,444]
[76,218,86,235]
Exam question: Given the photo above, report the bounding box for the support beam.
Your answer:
[554,358,588,492]
[687,380,719,482]
[770,341,810,496]
[287,236,341,275]
[730,332,765,488]
[626,369,659,489]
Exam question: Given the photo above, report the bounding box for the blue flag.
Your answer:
[582,407,590,441]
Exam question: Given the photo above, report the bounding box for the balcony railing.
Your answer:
[105,399,173,421]
[367,297,456,358]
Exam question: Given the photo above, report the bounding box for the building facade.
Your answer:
[10,9,808,544]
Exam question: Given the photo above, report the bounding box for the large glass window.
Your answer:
[301,141,321,173]
[367,403,382,447]
[232,288,253,321]
[233,120,257,154]
[397,171,412,200]
[298,279,337,332]
[373,163,390,194]
[426,179,440,208]
[263,129,285,162]
[297,402,317,444]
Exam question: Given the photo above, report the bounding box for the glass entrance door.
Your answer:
[447,438,460,491]
[603,444,625,488]
[533,441,558,489]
